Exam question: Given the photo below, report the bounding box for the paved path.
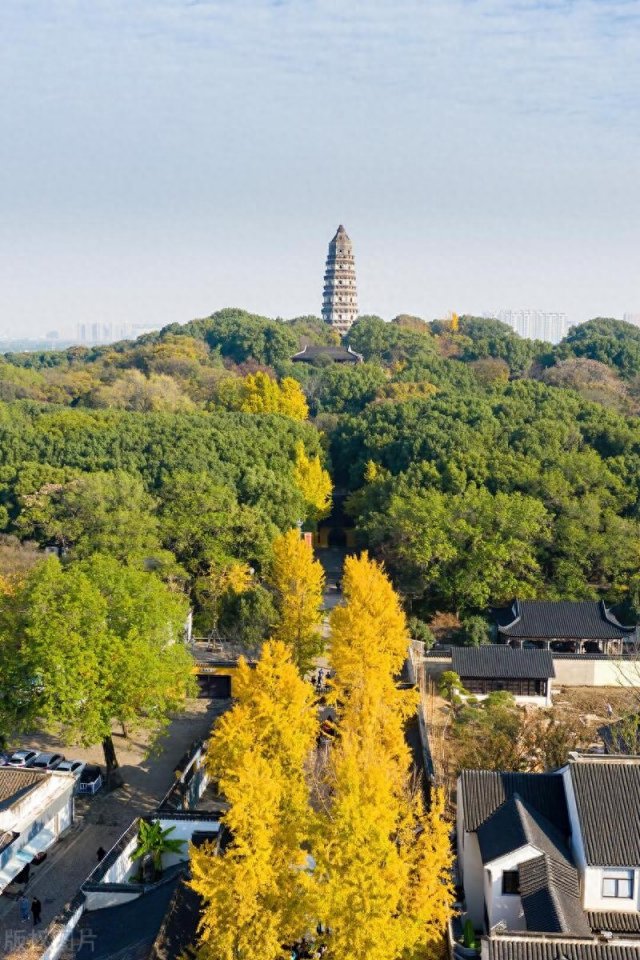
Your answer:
[318,546,346,613]
[0,700,220,955]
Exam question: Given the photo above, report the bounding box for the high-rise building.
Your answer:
[322,225,358,336]
[490,309,570,344]
[75,320,159,345]
[623,313,640,328]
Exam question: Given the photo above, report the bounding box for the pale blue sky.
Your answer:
[1,0,639,336]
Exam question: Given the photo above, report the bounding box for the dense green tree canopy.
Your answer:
[0,555,194,767]
[2,307,640,629]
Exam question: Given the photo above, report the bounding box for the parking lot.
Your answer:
[0,699,221,954]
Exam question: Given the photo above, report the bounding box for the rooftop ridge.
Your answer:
[568,751,640,765]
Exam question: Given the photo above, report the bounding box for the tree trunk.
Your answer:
[102,735,124,789]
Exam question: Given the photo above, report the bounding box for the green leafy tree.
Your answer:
[408,616,435,649]
[131,820,186,874]
[0,555,194,783]
[461,615,491,647]
[158,471,275,577]
[16,470,164,564]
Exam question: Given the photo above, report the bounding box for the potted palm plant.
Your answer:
[130,820,186,879]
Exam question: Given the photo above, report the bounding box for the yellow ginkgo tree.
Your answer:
[268,528,326,674]
[190,640,318,960]
[316,553,454,960]
[191,556,454,960]
[293,441,332,523]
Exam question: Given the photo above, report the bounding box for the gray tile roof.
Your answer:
[494,600,636,640]
[452,646,555,680]
[291,344,363,362]
[519,855,591,936]
[459,770,569,834]
[75,871,183,960]
[0,768,48,812]
[477,794,572,866]
[569,757,640,865]
[588,912,640,934]
[485,939,640,960]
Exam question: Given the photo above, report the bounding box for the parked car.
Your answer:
[56,759,86,780]
[6,749,39,767]
[0,752,11,766]
[29,752,65,771]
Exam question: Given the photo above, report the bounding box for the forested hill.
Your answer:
[2,308,640,632]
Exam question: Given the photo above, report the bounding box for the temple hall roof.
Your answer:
[493,600,636,640]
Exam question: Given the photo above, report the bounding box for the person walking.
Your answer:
[31,897,42,926]
[19,894,30,923]
[97,846,106,862]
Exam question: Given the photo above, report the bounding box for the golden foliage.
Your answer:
[318,553,454,959]
[191,558,453,960]
[215,371,308,419]
[268,529,325,674]
[364,459,379,483]
[191,641,318,960]
[230,371,311,419]
[221,561,253,595]
[293,441,332,522]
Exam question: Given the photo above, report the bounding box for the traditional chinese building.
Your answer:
[322,225,358,336]
[492,600,638,655]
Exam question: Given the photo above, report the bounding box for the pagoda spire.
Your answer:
[321,225,358,337]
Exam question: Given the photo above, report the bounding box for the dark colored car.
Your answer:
[29,752,65,771]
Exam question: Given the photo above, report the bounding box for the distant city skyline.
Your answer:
[3,302,640,349]
[487,309,571,344]
[1,2,639,338]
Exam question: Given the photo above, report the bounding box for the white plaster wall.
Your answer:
[92,816,220,893]
[0,776,74,889]
[597,659,640,687]
[484,846,540,931]
[553,658,640,687]
[583,866,640,912]
[101,834,139,885]
[158,817,220,869]
[41,903,85,960]
[0,772,74,832]
[456,786,465,866]
[462,832,486,929]
[561,766,586,871]
[84,890,141,911]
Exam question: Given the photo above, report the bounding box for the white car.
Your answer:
[56,759,86,780]
[6,749,39,767]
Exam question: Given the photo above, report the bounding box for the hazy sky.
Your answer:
[1,0,639,337]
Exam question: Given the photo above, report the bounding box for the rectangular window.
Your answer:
[502,870,520,895]
[602,870,634,899]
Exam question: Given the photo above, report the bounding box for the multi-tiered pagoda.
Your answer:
[322,225,358,336]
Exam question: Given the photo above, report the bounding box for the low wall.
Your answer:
[553,655,640,688]
[41,896,85,960]
[157,740,209,813]
[423,655,451,682]
[423,652,640,689]
[83,813,221,910]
